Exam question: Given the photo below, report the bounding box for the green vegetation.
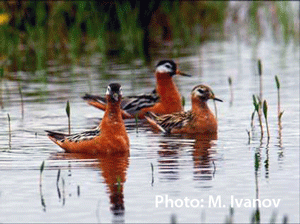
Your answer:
[228,76,233,106]
[0,68,3,108]
[275,75,284,125]
[116,175,122,193]
[39,160,46,211]
[66,100,71,134]
[7,113,11,150]
[252,95,263,137]
[151,162,154,186]
[263,100,270,140]
[18,84,24,119]
[0,1,298,76]
[181,96,185,108]
[134,114,139,134]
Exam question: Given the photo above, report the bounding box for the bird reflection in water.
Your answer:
[52,151,129,218]
[157,132,217,183]
[192,132,217,182]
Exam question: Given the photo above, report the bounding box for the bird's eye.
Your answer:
[198,88,204,94]
[165,63,171,69]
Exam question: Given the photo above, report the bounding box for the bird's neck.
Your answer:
[101,99,123,127]
[191,97,211,113]
[156,73,181,102]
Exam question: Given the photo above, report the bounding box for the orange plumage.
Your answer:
[82,60,190,119]
[145,84,223,135]
[46,83,129,154]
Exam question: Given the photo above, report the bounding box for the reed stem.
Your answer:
[252,95,264,137]
[7,113,11,150]
[258,59,263,103]
[40,160,45,187]
[263,100,270,140]
[257,60,264,138]
[66,101,71,135]
[39,160,46,211]
[0,68,3,109]
[18,84,24,119]
[151,162,154,186]
[228,76,233,106]
[275,75,284,129]
[135,114,139,134]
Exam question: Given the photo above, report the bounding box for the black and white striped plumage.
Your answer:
[83,89,159,117]
[46,126,101,143]
[145,84,223,134]
[146,111,194,133]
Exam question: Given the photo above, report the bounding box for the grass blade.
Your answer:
[275,75,280,90]
[7,113,11,150]
[66,101,71,135]
[263,100,268,119]
[263,100,270,139]
[258,59,262,76]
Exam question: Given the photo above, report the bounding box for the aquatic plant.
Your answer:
[62,177,66,206]
[263,100,270,140]
[0,67,3,109]
[77,185,80,197]
[7,113,11,150]
[116,176,122,193]
[135,114,139,134]
[0,1,297,74]
[39,160,46,211]
[40,160,45,180]
[18,84,24,119]
[151,162,154,186]
[170,214,177,224]
[66,100,71,134]
[181,96,185,108]
[115,2,144,60]
[257,59,264,137]
[224,207,234,224]
[246,129,251,144]
[258,59,263,105]
[275,75,284,124]
[228,76,233,106]
[252,95,263,137]
[56,169,61,199]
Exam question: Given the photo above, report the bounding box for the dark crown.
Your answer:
[108,83,122,93]
[156,60,177,71]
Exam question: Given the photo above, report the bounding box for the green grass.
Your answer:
[66,100,71,134]
[0,1,298,75]
[263,100,270,140]
[0,68,3,109]
[7,113,11,150]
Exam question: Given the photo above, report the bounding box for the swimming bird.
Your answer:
[46,83,130,154]
[145,84,223,134]
[82,60,190,119]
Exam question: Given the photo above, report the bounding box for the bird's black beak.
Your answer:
[213,97,223,102]
[176,70,192,77]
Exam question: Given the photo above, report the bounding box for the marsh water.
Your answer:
[0,38,299,223]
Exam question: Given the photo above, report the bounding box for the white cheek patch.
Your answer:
[106,86,111,95]
[156,63,172,73]
[193,88,205,97]
[194,91,202,97]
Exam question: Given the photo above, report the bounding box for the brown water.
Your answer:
[0,39,299,223]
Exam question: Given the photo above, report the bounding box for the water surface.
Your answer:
[0,39,299,223]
